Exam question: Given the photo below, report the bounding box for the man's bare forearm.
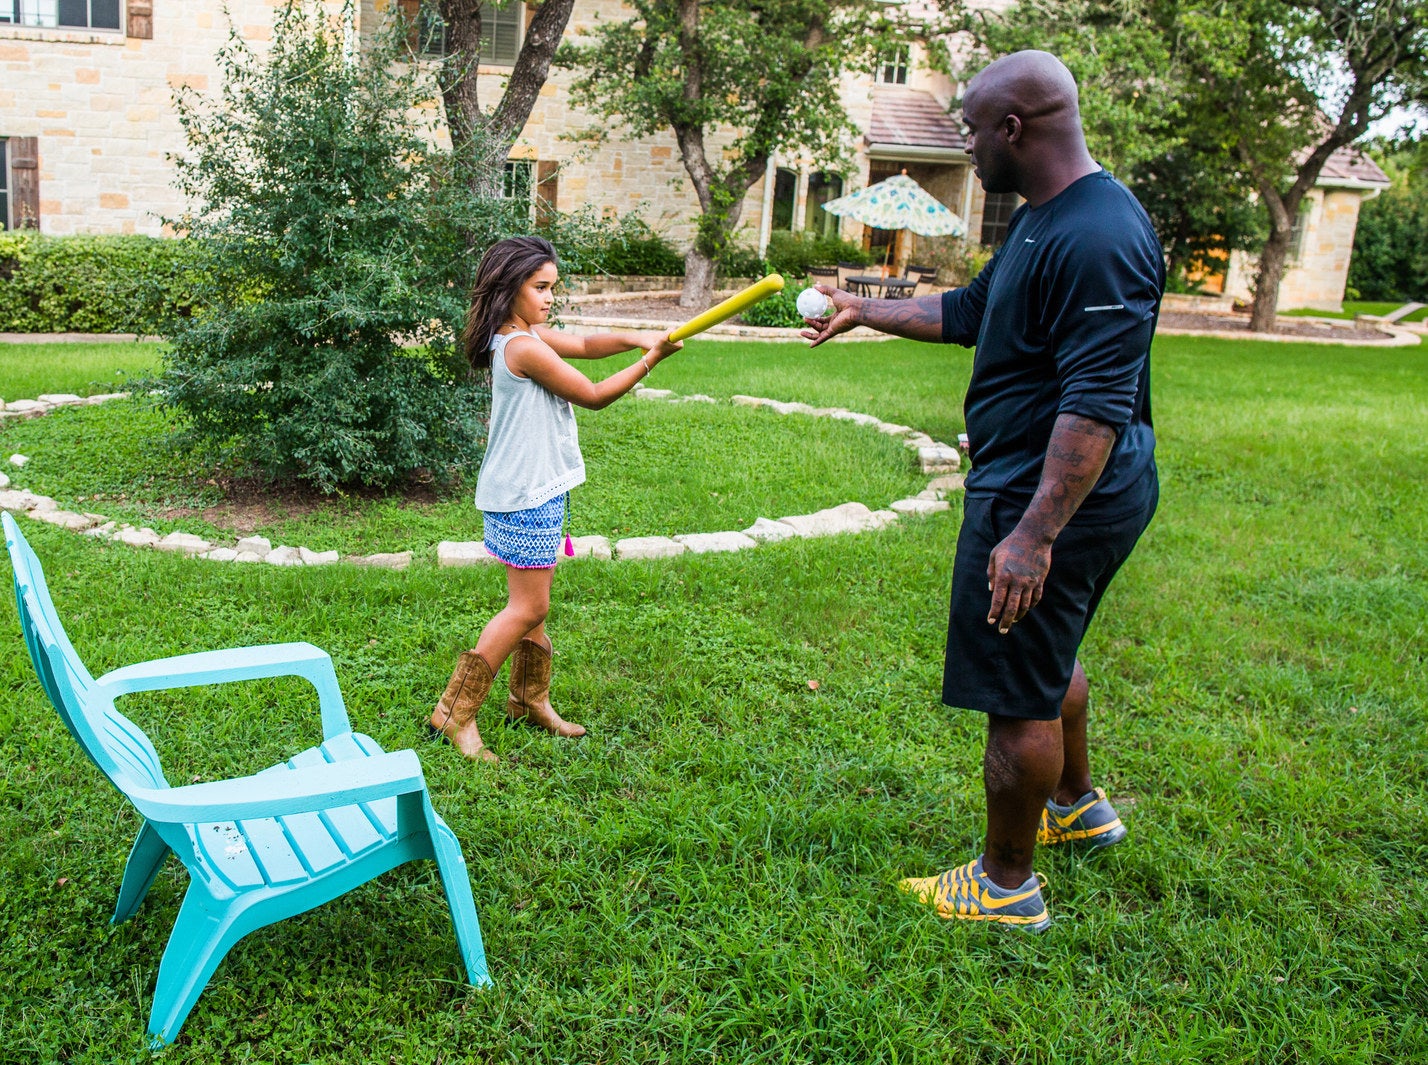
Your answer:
[847,293,946,343]
[1017,414,1117,546]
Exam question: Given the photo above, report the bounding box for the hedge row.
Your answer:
[0,232,203,334]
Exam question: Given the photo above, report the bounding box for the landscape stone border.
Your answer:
[0,386,964,571]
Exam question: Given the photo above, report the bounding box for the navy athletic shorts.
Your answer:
[942,483,1157,720]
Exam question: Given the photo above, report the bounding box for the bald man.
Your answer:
[804,51,1163,930]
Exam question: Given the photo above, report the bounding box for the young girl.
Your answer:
[430,235,682,763]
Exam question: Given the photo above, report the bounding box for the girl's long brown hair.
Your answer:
[461,235,559,370]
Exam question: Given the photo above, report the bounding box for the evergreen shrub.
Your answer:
[762,231,874,280]
[0,232,202,334]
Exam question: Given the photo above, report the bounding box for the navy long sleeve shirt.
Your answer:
[943,170,1163,523]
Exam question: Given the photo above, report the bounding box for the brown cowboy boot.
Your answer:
[506,637,586,737]
[428,650,499,762]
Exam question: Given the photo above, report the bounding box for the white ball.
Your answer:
[795,288,831,319]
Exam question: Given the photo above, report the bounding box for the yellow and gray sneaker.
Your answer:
[1037,786,1128,849]
[898,857,1051,931]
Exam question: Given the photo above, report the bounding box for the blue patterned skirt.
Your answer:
[482,493,567,569]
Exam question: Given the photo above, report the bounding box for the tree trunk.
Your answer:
[1247,180,1300,333]
[682,250,717,309]
[436,0,576,198]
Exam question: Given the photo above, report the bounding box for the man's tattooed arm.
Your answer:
[985,414,1118,633]
[801,292,946,347]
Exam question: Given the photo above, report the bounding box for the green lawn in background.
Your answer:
[1282,300,1424,320]
[0,339,162,398]
[0,332,1424,1063]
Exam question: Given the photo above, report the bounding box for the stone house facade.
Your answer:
[0,0,1389,308]
[0,0,987,268]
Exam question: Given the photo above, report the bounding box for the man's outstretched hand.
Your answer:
[800,285,860,348]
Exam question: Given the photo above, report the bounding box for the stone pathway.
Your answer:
[0,385,964,570]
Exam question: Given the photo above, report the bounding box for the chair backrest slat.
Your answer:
[5,515,169,794]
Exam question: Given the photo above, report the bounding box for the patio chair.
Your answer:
[836,261,861,290]
[910,276,938,299]
[2,513,492,1046]
[904,264,937,283]
[807,265,840,289]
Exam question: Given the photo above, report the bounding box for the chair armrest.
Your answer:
[97,641,351,740]
[128,748,427,823]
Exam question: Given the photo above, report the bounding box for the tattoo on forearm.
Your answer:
[859,294,944,340]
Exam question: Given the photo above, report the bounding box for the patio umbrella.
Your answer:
[821,172,966,269]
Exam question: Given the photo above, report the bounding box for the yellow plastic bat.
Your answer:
[667,274,785,342]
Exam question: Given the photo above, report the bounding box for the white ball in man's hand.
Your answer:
[796,288,832,318]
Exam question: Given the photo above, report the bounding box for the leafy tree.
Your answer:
[962,0,1428,329]
[403,0,577,198]
[962,0,1266,284]
[151,1,495,493]
[1348,140,1428,300]
[557,0,909,308]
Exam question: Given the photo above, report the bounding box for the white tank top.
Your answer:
[472,329,586,512]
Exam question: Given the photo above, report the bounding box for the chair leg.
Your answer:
[112,819,171,925]
[430,820,492,988]
[146,889,244,1046]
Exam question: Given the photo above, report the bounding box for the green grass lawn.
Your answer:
[1,333,1425,1063]
[1282,300,1426,321]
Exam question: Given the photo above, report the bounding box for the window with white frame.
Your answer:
[980,191,1020,248]
[503,159,534,219]
[0,0,122,30]
[876,45,909,85]
[418,2,523,65]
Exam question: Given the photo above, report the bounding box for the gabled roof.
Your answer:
[865,87,965,162]
[1317,142,1390,189]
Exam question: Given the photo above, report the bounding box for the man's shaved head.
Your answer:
[960,50,1095,205]
[964,50,1081,131]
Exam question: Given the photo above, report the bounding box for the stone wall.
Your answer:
[1223,187,1372,312]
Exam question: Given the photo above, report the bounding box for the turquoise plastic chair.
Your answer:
[3,513,491,1046]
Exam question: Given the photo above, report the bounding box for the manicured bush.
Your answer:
[588,215,686,276]
[715,241,768,280]
[0,232,202,334]
[762,230,874,280]
[738,287,806,328]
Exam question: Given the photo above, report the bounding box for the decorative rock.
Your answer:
[918,445,961,474]
[298,547,340,566]
[762,399,817,416]
[82,521,117,538]
[0,472,8,489]
[437,540,498,567]
[113,527,162,548]
[927,474,965,492]
[634,388,677,401]
[264,546,303,566]
[828,410,881,427]
[0,489,50,511]
[352,551,413,570]
[29,509,96,531]
[743,517,798,543]
[234,535,273,557]
[876,422,913,436]
[678,393,717,404]
[9,454,30,466]
[6,402,48,416]
[614,535,686,560]
[568,535,612,560]
[903,433,935,449]
[87,392,130,404]
[890,497,951,516]
[232,551,267,563]
[200,548,239,562]
[36,394,84,407]
[156,531,212,555]
[674,531,758,553]
[778,501,889,538]
[731,395,765,408]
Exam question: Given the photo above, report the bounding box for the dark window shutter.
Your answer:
[127,1,153,40]
[10,137,39,230]
[535,160,558,225]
